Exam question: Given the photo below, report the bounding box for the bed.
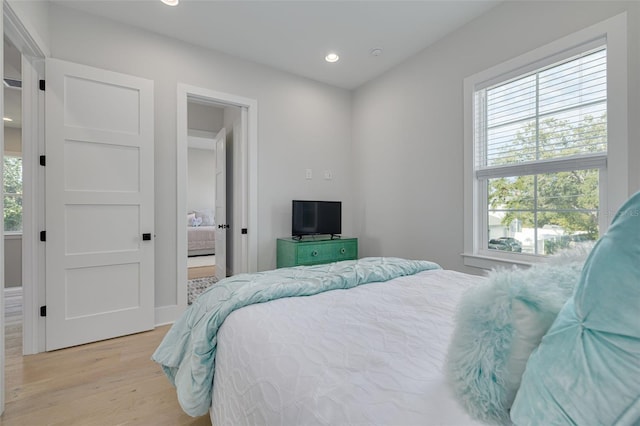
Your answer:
[187,225,215,256]
[157,193,640,425]
[152,257,486,425]
[211,267,484,425]
[187,209,215,256]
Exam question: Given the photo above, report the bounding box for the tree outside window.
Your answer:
[4,155,23,232]
[488,115,604,255]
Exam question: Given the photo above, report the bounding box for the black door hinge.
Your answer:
[40,306,47,317]
[39,80,45,91]
[40,231,46,242]
[241,228,248,234]
[40,155,46,166]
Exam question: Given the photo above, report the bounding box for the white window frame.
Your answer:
[463,13,628,270]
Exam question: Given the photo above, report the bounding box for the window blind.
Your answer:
[475,48,607,170]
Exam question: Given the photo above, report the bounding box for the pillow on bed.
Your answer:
[510,192,640,425]
[187,213,196,227]
[194,209,214,226]
[446,246,590,424]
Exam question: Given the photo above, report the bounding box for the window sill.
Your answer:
[4,233,23,240]
[461,252,534,271]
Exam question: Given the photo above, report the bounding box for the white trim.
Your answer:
[3,1,48,58]
[475,154,607,179]
[187,129,217,151]
[154,305,183,327]
[461,253,532,270]
[463,13,628,270]
[0,2,5,413]
[3,0,47,359]
[176,83,258,318]
[21,55,45,355]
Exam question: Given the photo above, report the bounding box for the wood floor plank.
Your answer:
[188,266,216,280]
[2,293,211,426]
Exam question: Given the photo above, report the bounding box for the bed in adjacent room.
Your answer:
[153,257,486,425]
[187,209,215,256]
[187,225,215,256]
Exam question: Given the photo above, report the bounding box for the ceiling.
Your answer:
[55,0,501,90]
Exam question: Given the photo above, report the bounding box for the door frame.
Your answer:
[4,2,47,355]
[175,83,257,311]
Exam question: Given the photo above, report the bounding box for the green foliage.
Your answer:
[4,156,22,232]
[488,114,605,250]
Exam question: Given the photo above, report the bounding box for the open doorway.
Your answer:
[185,101,224,301]
[175,84,258,313]
[3,35,23,357]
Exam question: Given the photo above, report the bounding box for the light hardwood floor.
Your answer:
[1,291,211,426]
[188,265,216,280]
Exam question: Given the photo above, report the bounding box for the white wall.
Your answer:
[352,1,640,274]
[6,0,50,56]
[4,236,20,288]
[188,102,223,133]
[48,4,353,307]
[4,127,20,154]
[187,148,215,213]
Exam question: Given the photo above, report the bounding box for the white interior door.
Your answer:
[45,58,154,351]
[215,127,227,281]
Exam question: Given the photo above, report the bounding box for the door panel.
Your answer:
[64,141,140,191]
[215,128,227,282]
[45,58,154,351]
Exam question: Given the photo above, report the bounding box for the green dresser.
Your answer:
[277,237,358,268]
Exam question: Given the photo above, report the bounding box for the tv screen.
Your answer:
[292,200,341,237]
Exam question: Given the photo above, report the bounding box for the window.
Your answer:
[464,14,628,268]
[4,155,22,233]
[479,48,606,256]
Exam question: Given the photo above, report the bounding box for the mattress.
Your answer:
[210,269,485,425]
[187,225,215,255]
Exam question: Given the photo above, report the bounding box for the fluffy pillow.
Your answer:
[446,246,591,424]
[194,209,215,226]
[510,192,640,425]
[187,213,196,227]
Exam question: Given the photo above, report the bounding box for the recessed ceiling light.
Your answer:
[3,117,13,122]
[161,0,179,6]
[325,53,339,63]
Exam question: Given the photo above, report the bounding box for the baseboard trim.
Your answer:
[154,303,187,327]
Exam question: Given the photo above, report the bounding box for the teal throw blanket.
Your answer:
[152,257,440,416]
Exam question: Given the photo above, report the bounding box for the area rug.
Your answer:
[188,276,218,305]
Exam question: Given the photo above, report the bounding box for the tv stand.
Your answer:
[277,237,358,268]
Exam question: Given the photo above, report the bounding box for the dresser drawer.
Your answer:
[329,241,357,261]
[277,237,358,268]
[297,244,333,264]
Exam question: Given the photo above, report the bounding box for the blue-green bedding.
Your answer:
[151,257,441,417]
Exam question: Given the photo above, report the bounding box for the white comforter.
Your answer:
[211,269,485,426]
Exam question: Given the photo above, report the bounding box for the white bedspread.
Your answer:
[211,269,486,426]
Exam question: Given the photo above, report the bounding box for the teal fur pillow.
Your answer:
[511,192,640,425]
[446,246,590,425]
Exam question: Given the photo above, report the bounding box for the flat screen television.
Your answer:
[292,200,341,239]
